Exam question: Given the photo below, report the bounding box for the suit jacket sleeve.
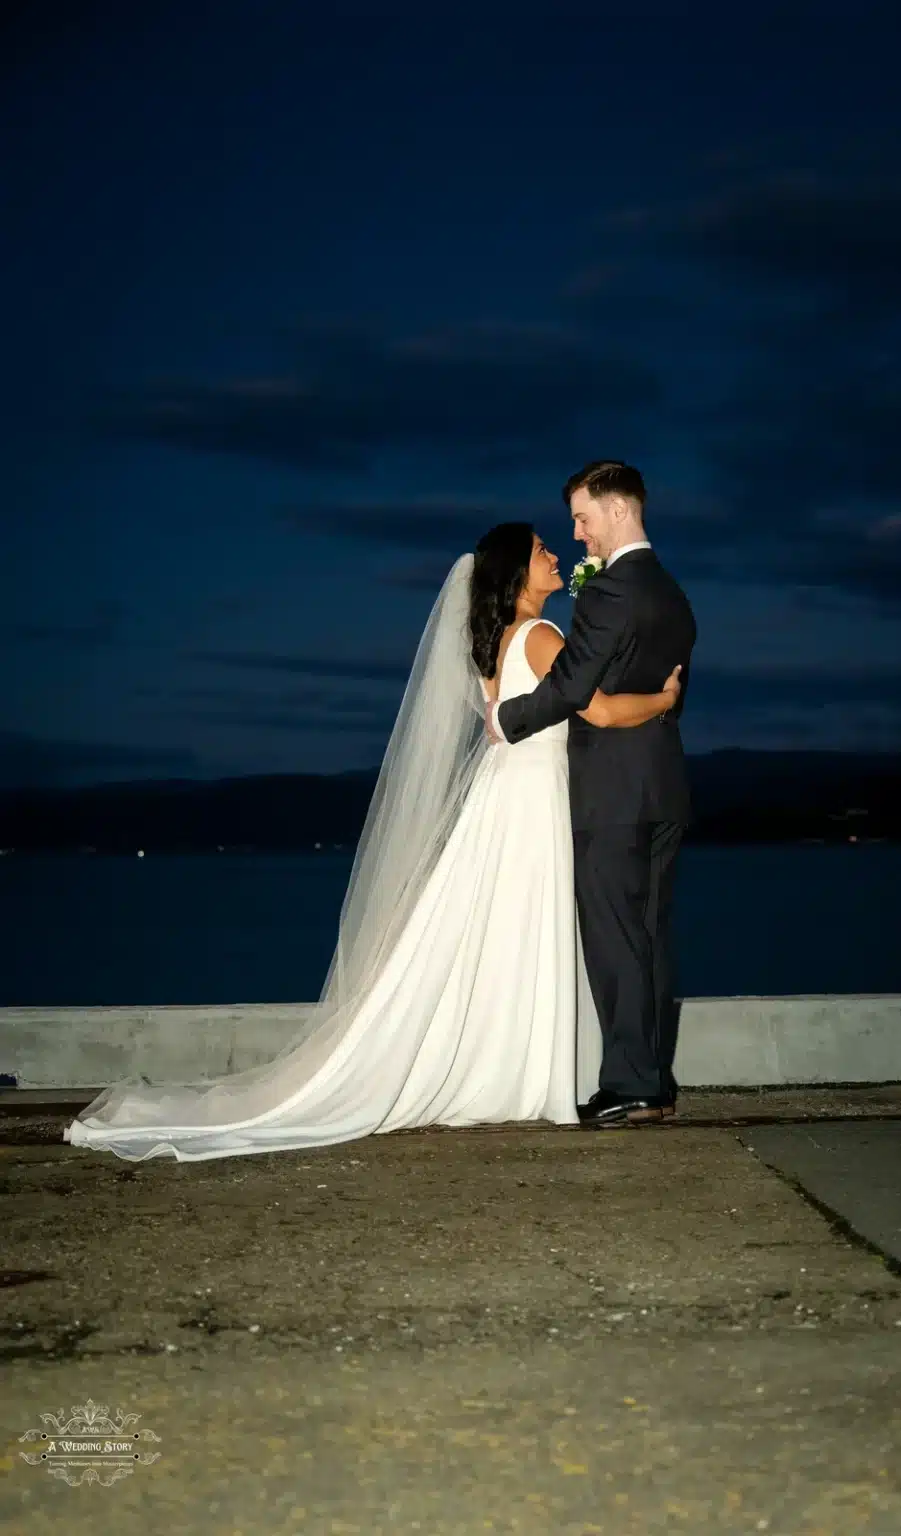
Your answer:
[496,578,629,744]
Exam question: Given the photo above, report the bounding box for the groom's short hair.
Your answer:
[563,460,647,509]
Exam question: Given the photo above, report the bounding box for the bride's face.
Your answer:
[527,533,563,596]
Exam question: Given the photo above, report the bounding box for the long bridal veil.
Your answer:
[319,554,484,1018]
[68,554,487,1137]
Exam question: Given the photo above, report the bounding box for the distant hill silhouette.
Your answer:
[0,752,897,851]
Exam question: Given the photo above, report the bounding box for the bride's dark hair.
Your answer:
[469,522,534,678]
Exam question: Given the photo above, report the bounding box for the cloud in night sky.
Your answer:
[162,704,400,738]
[0,601,125,652]
[113,321,660,474]
[187,651,412,684]
[0,729,198,791]
[277,496,548,554]
[675,176,901,299]
[383,556,473,591]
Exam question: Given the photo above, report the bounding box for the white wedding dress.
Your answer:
[66,614,601,1161]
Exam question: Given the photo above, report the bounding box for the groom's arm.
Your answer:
[496,579,629,744]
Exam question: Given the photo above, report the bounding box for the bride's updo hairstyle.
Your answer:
[469,521,534,679]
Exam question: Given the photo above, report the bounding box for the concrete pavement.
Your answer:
[2,1095,901,1534]
[738,1121,901,1267]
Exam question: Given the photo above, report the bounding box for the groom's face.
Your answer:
[569,487,612,559]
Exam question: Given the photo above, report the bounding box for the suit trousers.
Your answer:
[573,821,684,1100]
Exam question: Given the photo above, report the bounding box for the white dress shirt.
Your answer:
[488,541,653,742]
[604,539,652,567]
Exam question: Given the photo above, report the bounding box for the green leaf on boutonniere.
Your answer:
[568,557,607,597]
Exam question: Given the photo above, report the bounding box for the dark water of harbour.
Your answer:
[1,845,899,1008]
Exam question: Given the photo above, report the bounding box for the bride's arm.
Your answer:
[579,668,681,729]
[525,624,681,730]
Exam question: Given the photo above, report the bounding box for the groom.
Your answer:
[487,460,697,1127]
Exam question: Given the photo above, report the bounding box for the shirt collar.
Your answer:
[605,540,652,569]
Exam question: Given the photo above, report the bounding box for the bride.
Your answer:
[65,523,680,1160]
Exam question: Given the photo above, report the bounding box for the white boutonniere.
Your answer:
[568,556,606,597]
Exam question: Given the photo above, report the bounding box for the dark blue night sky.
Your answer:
[3,3,900,788]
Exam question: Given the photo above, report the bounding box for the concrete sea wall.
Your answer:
[1,995,899,1091]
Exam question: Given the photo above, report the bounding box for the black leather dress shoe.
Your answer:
[578,1089,669,1128]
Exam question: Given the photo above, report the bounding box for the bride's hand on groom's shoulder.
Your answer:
[661,664,682,711]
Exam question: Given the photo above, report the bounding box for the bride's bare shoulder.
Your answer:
[525,620,565,674]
